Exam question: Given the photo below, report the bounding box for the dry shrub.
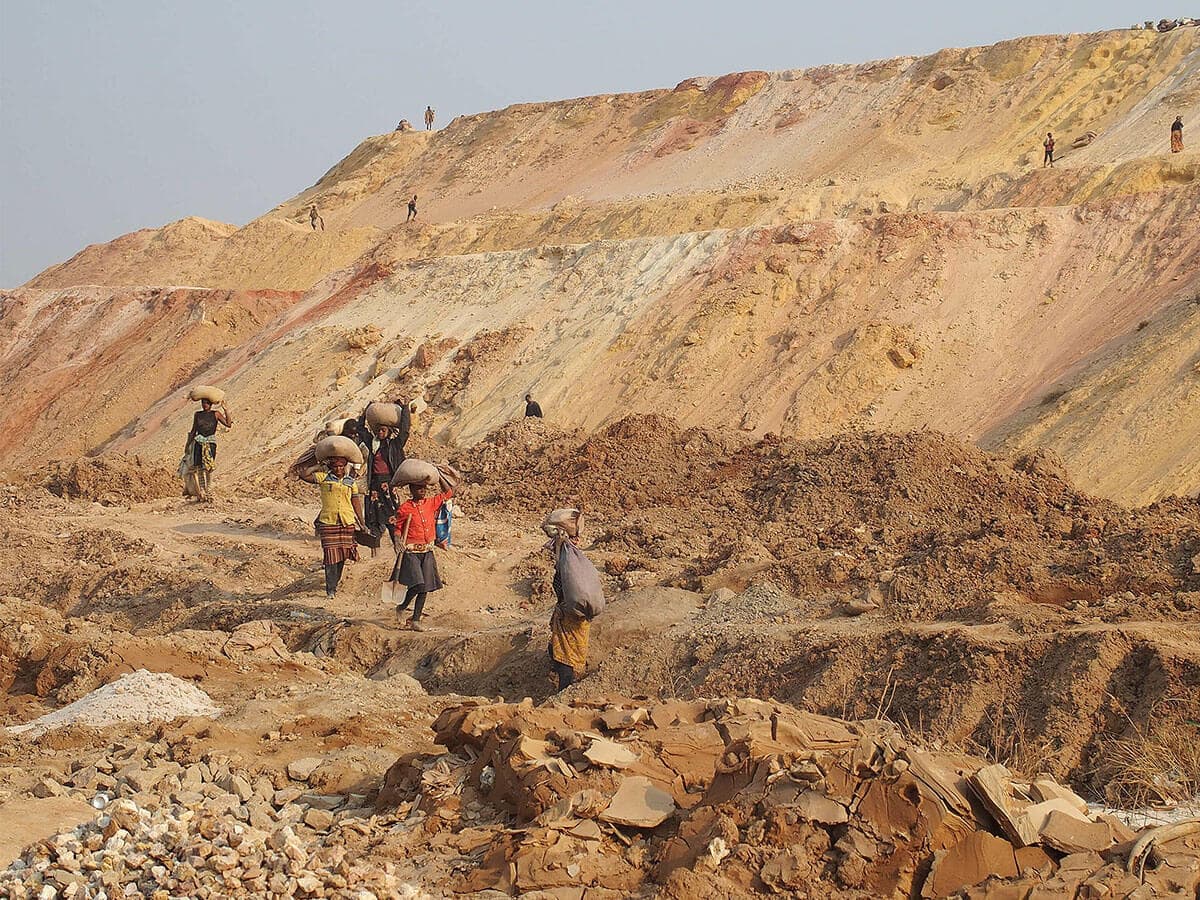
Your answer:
[1093,719,1200,807]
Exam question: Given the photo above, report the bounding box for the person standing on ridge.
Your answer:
[309,204,325,231]
[424,106,435,130]
[185,397,232,502]
[1043,132,1055,167]
[392,480,454,631]
[1171,116,1184,153]
[524,394,543,418]
[407,195,418,223]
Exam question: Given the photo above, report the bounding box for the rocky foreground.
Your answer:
[3,697,1199,898]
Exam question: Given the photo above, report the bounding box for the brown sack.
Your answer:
[324,417,354,436]
[542,508,582,539]
[315,435,364,465]
[188,385,225,403]
[288,446,321,483]
[391,458,441,489]
[365,402,406,429]
[435,463,462,493]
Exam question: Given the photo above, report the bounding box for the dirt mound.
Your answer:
[41,455,178,504]
[376,697,1200,897]
[462,416,1200,620]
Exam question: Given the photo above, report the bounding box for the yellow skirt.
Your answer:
[549,606,590,674]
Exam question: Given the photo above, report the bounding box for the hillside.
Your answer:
[3,26,1199,503]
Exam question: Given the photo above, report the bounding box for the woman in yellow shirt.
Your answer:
[313,456,366,599]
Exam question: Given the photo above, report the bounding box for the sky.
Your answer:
[0,0,1162,286]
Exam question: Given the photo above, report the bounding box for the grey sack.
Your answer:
[556,542,606,619]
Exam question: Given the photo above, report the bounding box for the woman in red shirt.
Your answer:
[392,481,453,630]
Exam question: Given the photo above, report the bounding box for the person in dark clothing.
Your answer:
[1043,132,1055,167]
[1171,116,1184,153]
[185,398,231,502]
[407,195,418,223]
[524,394,543,418]
[359,422,407,553]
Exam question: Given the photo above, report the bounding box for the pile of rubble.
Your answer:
[380,697,1200,897]
[0,796,425,900]
[1,734,424,899]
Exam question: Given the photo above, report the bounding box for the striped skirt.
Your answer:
[317,523,358,566]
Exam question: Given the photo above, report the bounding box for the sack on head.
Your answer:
[391,458,441,489]
[315,435,364,466]
[542,508,582,540]
[365,402,407,429]
[324,417,354,437]
[189,385,225,403]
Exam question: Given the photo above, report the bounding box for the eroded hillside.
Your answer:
[3,26,1199,501]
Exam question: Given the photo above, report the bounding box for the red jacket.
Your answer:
[395,491,452,545]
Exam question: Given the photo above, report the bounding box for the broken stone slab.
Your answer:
[299,793,345,811]
[285,757,323,782]
[599,776,676,829]
[583,738,639,770]
[1030,778,1088,813]
[599,708,649,732]
[792,790,849,825]
[1037,809,1114,854]
[968,764,1037,846]
[923,831,1019,898]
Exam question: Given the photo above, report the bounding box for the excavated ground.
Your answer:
[1,417,1198,896]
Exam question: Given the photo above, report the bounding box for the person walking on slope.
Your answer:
[359,418,408,553]
[184,397,232,502]
[406,195,418,223]
[1043,133,1055,167]
[424,106,435,130]
[391,481,453,630]
[524,394,543,418]
[1171,116,1184,153]
[313,456,366,599]
[543,510,604,691]
[309,204,325,231]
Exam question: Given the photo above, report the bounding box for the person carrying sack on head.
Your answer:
[392,480,454,631]
[313,455,366,599]
[542,509,604,691]
[184,390,231,502]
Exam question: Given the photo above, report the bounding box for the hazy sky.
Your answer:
[0,1,1161,286]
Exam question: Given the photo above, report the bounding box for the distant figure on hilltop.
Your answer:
[309,204,325,231]
[1171,116,1184,153]
[395,119,413,132]
[524,394,543,418]
[406,195,418,223]
[424,106,435,130]
[1043,133,1055,167]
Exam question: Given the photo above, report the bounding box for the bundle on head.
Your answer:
[365,402,406,429]
[315,435,364,466]
[542,508,582,540]
[391,459,461,493]
[189,385,225,403]
[324,417,354,437]
[288,446,320,483]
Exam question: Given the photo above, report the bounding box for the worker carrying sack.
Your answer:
[542,508,582,540]
[556,542,605,619]
[188,385,225,403]
[314,435,364,466]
